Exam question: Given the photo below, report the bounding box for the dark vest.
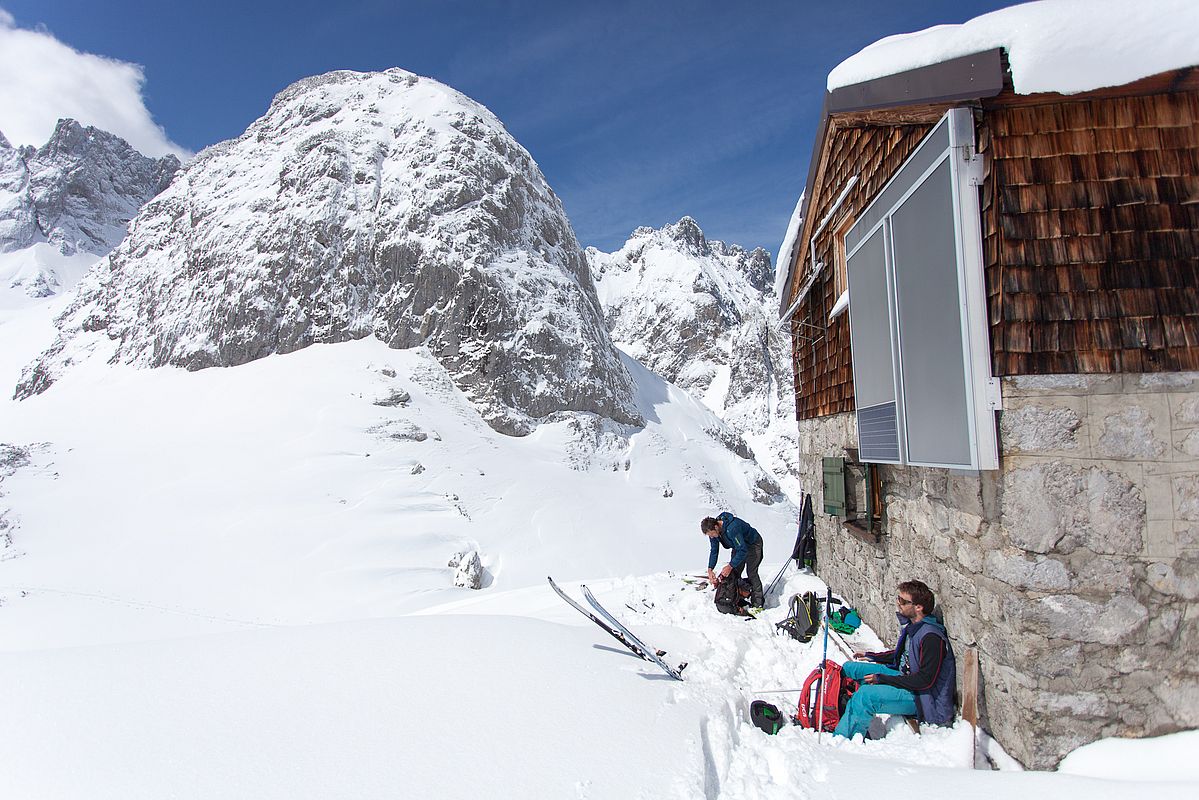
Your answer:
[894,615,957,725]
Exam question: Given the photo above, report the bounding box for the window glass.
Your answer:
[890,160,972,467]
[846,225,901,463]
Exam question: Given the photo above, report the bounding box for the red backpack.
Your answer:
[794,660,859,732]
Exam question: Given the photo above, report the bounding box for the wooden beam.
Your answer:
[961,647,980,767]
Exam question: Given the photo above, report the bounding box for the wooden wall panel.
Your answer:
[983,89,1199,375]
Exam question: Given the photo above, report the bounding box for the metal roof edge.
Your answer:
[827,48,1006,114]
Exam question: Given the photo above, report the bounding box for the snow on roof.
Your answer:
[829,0,1199,96]
[773,190,805,300]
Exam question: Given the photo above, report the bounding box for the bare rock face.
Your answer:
[587,218,799,503]
[0,120,179,257]
[15,70,640,435]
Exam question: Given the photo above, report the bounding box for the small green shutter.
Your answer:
[823,457,846,516]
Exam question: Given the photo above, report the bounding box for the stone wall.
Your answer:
[801,372,1199,769]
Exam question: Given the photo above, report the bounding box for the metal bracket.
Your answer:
[985,376,1003,410]
[962,147,986,187]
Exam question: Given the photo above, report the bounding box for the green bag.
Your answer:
[828,606,862,635]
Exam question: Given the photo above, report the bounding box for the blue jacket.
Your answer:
[871,613,957,725]
[707,512,762,570]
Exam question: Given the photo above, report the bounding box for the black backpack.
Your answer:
[750,700,786,735]
[775,591,821,643]
[714,576,753,616]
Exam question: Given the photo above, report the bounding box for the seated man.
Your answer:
[834,580,956,740]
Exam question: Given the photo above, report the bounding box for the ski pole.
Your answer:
[817,587,831,741]
[763,559,791,599]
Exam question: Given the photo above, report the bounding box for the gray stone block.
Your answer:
[1175,396,1199,426]
[1133,372,1199,392]
[985,551,1070,591]
[1178,524,1199,551]
[1068,553,1135,594]
[1095,405,1169,460]
[1015,593,1149,645]
[1002,461,1145,555]
[1000,403,1083,454]
[1146,561,1199,600]
[956,540,984,573]
[1177,429,1199,458]
[1174,475,1199,521]
[1040,690,1110,717]
[1146,607,1183,645]
[1004,374,1123,397]
[1151,679,1199,727]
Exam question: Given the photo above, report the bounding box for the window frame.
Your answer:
[843,107,999,471]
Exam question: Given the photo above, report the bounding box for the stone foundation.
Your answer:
[801,372,1199,769]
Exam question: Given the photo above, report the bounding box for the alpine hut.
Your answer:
[777,0,1199,768]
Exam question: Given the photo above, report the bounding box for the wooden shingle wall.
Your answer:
[789,122,934,420]
[981,90,1199,374]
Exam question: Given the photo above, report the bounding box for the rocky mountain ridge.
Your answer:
[588,217,801,503]
[0,120,179,297]
[15,69,640,436]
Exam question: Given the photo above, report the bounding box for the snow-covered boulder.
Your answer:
[15,69,640,436]
[452,550,484,589]
[588,218,800,502]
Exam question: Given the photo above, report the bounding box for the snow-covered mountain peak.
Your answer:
[589,217,800,504]
[592,217,775,326]
[661,215,707,255]
[14,69,641,436]
[0,118,180,258]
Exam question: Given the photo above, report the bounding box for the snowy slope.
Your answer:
[0,331,798,650]
[15,69,638,436]
[589,218,801,504]
[2,567,1196,799]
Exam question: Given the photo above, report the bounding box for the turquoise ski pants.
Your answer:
[832,660,917,739]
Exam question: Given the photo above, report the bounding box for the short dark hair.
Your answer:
[700,517,720,533]
[898,580,935,616]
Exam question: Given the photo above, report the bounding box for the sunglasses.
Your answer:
[896,597,915,606]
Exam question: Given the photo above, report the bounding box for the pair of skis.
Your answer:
[547,576,686,681]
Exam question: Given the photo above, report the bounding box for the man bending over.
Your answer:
[701,513,764,608]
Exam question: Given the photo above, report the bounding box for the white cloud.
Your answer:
[0,10,189,159]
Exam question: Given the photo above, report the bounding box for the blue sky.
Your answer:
[1,0,1013,257]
